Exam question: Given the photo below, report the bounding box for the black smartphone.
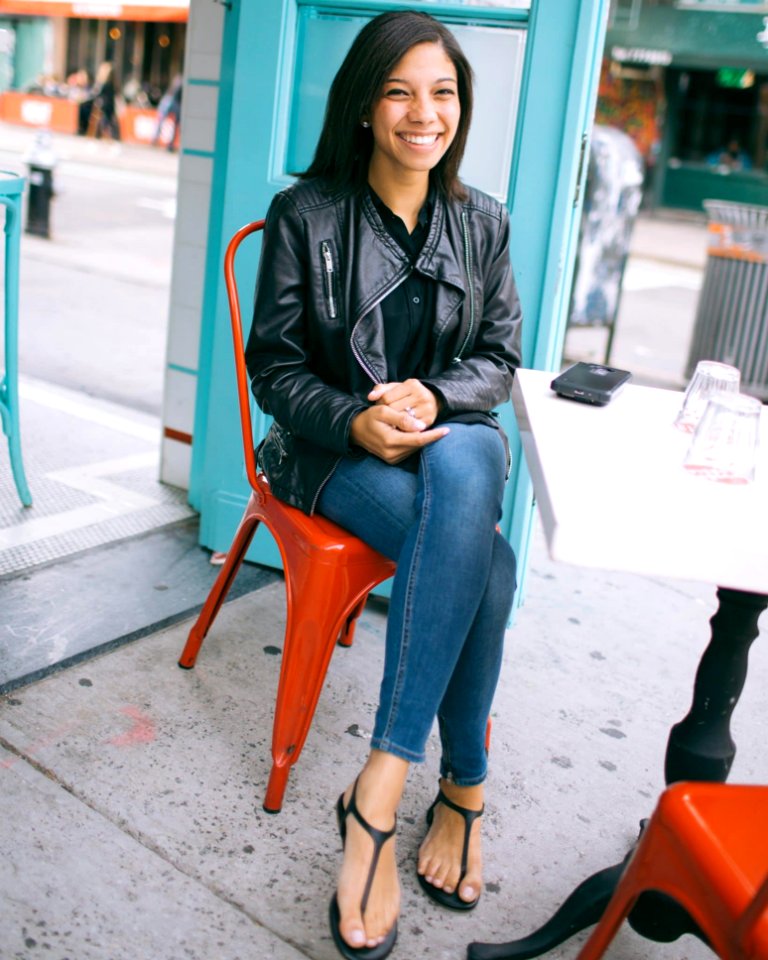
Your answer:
[550,362,632,406]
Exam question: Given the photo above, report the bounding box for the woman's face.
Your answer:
[368,41,461,185]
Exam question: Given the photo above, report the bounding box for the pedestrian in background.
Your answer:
[66,68,93,135]
[91,62,121,141]
[152,75,183,151]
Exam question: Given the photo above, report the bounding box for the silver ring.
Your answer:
[405,406,416,417]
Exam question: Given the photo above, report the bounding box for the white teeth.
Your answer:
[400,133,438,145]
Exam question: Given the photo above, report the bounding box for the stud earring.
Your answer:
[361,121,371,128]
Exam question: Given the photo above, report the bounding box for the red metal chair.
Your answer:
[178,220,396,813]
[576,781,768,960]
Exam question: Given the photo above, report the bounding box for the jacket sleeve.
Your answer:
[423,204,522,412]
[245,191,366,453]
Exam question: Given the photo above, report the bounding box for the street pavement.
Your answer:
[1,121,766,960]
[0,121,176,415]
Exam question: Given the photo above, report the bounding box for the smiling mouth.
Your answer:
[398,133,440,145]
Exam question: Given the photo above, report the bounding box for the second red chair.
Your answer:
[576,781,768,960]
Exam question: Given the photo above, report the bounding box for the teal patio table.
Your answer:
[1,170,32,507]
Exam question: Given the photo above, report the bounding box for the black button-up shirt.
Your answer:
[369,187,436,381]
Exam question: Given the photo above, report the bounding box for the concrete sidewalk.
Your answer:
[3,521,766,960]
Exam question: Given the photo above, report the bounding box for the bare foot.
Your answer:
[335,756,407,950]
[417,780,484,904]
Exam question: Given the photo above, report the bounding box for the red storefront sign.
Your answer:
[0,0,188,20]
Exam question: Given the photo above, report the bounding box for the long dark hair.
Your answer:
[300,11,473,200]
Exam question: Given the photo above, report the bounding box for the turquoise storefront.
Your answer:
[185,0,610,602]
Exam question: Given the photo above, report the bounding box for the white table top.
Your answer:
[512,368,768,594]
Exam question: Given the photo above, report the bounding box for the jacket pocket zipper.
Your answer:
[272,425,288,463]
[454,210,475,364]
[321,241,338,319]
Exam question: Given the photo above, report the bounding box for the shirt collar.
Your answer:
[368,184,434,234]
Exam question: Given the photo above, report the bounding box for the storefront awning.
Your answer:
[0,0,188,21]
[606,6,768,70]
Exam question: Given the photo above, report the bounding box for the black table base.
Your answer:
[468,587,767,960]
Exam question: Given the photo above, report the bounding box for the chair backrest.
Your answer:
[223,219,266,492]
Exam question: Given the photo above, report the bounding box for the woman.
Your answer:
[91,61,120,141]
[246,11,522,959]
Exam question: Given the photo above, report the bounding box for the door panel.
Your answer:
[287,10,526,202]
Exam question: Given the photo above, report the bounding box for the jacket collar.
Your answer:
[347,188,470,384]
[358,188,467,291]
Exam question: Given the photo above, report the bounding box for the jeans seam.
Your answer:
[327,469,411,545]
[379,453,433,746]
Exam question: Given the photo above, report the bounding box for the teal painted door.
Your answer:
[190,0,609,598]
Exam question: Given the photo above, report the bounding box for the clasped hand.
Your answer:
[350,378,449,464]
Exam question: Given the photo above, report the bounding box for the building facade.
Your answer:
[0,0,187,102]
[600,0,768,210]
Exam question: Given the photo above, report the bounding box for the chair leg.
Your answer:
[264,558,386,812]
[337,595,368,648]
[737,874,768,955]
[264,760,291,815]
[178,508,261,668]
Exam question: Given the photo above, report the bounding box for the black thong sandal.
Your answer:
[329,780,398,960]
[417,787,484,911]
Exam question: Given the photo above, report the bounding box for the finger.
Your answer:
[400,409,427,432]
[370,383,412,407]
[376,426,450,463]
[367,382,397,402]
[394,426,450,447]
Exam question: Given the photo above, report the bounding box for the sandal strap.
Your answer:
[428,787,484,879]
[344,779,397,916]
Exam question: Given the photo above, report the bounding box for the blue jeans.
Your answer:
[317,423,516,785]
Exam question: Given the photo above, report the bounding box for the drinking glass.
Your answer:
[674,360,740,433]
[683,392,762,484]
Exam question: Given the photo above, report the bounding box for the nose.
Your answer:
[408,93,437,123]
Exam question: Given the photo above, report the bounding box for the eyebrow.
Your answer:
[384,76,457,84]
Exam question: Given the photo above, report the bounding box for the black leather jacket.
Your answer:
[245,178,523,514]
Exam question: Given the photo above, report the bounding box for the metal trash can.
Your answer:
[687,200,768,401]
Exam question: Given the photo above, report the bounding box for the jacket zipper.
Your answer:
[349,267,409,383]
[321,241,338,319]
[453,210,475,364]
[310,456,342,515]
[272,425,288,462]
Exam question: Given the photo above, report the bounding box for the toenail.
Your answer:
[463,886,476,900]
[349,930,365,946]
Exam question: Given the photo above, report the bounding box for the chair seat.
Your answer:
[253,474,387,564]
